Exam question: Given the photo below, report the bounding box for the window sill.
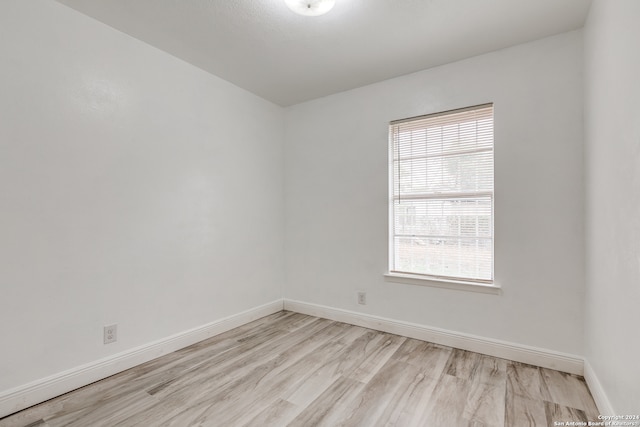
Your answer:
[384,272,501,295]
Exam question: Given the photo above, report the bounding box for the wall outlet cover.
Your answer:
[104,324,117,344]
[357,292,366,305]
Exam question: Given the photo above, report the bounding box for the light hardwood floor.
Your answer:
[0,311,599,426]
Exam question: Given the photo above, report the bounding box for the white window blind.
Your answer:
[389,103,494,283]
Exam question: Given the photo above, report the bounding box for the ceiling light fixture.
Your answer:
[285,0,336,17]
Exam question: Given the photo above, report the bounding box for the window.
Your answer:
[389,103,494,284]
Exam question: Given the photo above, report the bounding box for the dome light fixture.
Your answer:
[285,0,336,17]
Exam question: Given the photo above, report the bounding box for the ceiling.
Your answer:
[55,0,592,107]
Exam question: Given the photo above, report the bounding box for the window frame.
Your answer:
[387,103,496,289]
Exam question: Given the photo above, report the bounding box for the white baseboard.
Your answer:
[583,359,614,415]
[2,298,596,420]
[284,299,584,376]
[0,300,283,419]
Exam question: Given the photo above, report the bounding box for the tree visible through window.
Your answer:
[389,104,494,283]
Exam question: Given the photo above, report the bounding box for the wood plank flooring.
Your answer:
[0,311,599,427]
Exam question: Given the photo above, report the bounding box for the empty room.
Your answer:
[0,0,638,425]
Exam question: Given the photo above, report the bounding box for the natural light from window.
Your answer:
[389,104,494,284]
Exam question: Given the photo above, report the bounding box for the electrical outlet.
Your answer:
[357,292,366,305]
[104,324,117,344]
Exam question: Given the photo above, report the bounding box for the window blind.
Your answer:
[389,103,494,283]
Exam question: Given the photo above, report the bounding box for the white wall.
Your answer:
[284,31,585,355]
[584,0,640,413]
[0,0,284,393]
